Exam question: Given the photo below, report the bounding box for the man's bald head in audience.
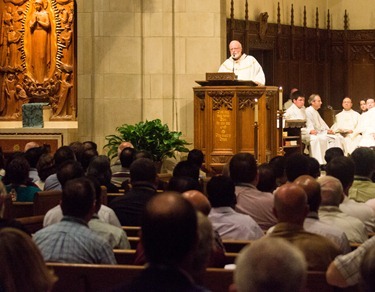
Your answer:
[273,183,308,225]
[182,190,211,216]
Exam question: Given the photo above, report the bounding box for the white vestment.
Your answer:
[284,103,306,120]
[331,109,361,154]
[284,103,309,148]
[355,108,375,147]
[305,106,345,165]
[218,54,265,85]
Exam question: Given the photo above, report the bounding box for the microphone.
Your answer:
[232,55,235,73]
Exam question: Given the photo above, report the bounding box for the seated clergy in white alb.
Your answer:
[218,40,265,85]
[305,94,345,165]
[330,97,361,154]
[354,98,375,147]
[284,91,310,153]
[284,91,306,120]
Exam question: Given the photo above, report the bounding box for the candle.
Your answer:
[254,99,258,123]
[279,87,283,110]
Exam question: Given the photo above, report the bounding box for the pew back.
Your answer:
[33,190,62,216]
[46,263,357,292]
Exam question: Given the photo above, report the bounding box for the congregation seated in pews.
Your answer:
[2,140,375,291]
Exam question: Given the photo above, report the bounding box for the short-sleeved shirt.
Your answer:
[333,236,375,285]
[33,216,116,264]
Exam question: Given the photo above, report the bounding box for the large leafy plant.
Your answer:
[104,119,190,162]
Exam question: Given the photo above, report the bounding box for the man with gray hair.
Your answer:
[269,183,341,270]
[234,237,307,292]
[218,40,265,85]
[294,175,351,254]
[305,94,345,164]
[318,175,368,243]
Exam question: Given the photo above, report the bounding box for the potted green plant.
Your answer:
[104,119,190,163]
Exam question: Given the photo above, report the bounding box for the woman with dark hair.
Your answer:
[4,156,41,202]
[35,153,55,190]
[87,155,120,193]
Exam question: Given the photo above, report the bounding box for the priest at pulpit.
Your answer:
[218,40,265,85]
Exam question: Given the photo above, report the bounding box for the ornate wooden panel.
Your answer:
[0,0,76,121]
[193,86,278,172]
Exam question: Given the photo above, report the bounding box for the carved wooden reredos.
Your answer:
[0,0,76,121]
[228,1,375,111]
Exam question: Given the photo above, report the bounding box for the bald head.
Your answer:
[317,176,343,207]
[273,183,308,225]
[182,190,211,216]
[24,141,39,152]
[117,141,134,157]
[294,175,321,212]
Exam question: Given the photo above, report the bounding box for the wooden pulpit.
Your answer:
[194,74,279,173]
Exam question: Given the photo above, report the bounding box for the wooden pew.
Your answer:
[127,236,140,250]
[113,249,238,267]
[222,239,252,253]
[113,249,138,265]
[33,190,62,216]
[122,226,141,237]
[2,196,34,219]
[107,193,123,205]
[16,215,44,234]
[47,263,143,292]
[224,252,237,265]
[46,263,358,292]
[350,242,361,251]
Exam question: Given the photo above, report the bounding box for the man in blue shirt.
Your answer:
[33,177,116,264]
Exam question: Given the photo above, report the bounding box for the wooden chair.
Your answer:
[33,190,62,216]
[2,196,34,219]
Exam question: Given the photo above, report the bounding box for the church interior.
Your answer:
[1,1,375,291]
[1,0,373,158]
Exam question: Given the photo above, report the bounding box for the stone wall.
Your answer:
[76,0,226,153]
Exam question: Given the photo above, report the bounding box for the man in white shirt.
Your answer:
[355,98,375,147]
[283,88,298,110]
[305,94,345,165]
[284,91,306,120]
[284,91,310,154]
[218,40,265,85]
[331,97,361,154]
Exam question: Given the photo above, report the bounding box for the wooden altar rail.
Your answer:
[193,86,279,172]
